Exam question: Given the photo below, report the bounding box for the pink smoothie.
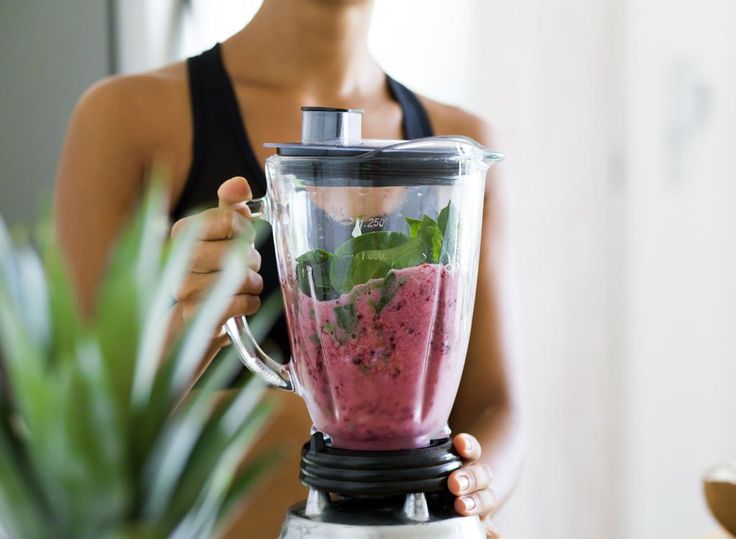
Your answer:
[287,263,465,450]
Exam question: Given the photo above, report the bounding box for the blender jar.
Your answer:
[226,107,502,451]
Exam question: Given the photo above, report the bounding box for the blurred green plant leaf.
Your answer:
[0,180,282,539]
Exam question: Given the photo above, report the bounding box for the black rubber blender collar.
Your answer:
[299,432,463,497]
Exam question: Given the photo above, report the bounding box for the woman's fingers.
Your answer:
[218,176,253,213]
[218,294,262,321]
[172,207,253,241]
[448,462,493,496]
[183,293,262,324]
[450,434,497,521]
[453,433,482,461]
[454,487,498,517]
[172,177,261,327]
[176,269,263,302]
[190,241,261,273]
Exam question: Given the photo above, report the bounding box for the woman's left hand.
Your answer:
[448,433,501,538]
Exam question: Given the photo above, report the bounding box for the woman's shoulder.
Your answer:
[417,95,497,148]
[65,61,195,182]
[77,62,188,118]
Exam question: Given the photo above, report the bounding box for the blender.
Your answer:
[226,107,502,538]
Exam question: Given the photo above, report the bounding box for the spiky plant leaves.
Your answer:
[0,221,130,536]
[163,380,272,529]
[0,433,48,538]
[169,394,273,539]
[0,254,51,538]
[130,229,251,484]
[0,180,282,538]
[166,237,249,399]
[94,183,169,428]
[35,220,82,368]
[141,347,245,521]
[246,289,284,344]
[214,448,285,536]
[132,211,201,409]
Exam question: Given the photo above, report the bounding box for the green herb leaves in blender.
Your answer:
[335,231,409,255]
[297,202,456,299]
[329,231,407,294]
[409,215,443,264]
[369,271,405,314]
[437,201,458,264]
[334,302,358,333]
[296,249,335,300]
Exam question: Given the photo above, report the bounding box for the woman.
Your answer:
[54,0,522,536]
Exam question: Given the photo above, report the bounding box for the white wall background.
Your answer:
[0,0,112,225]
[622,0,736,537]
[115,0,177,74]
[115,0,264,74]
[113,1,736,537]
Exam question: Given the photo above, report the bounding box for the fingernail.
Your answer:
[464,435,474,453]
[460,496,476,512]
[457,474,470,492]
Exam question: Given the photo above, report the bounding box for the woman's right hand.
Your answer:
[170,177,263,340]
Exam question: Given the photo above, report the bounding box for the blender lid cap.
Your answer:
[300,106,364,146]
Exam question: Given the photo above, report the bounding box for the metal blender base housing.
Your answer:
[279,495,485,538]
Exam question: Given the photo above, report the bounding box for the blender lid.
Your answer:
[264,107,502,184]
[265,106,503,161]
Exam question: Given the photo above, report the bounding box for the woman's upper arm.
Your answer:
[54,77,151,313]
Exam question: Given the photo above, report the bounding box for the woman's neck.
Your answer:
[224,0,382,100]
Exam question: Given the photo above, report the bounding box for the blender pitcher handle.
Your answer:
[224,197,295,392]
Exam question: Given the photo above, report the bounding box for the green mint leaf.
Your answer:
[314,204,456,299]
[351,255,392,285]
[405,217,423,238]
[329,255,354,294]
[296,249,334,299]
[389,237,427,269]
[334,231,409,257]
[330,218,442,292]
[334,302,358,333]
[371,271,404,313]
[417,215,443,263]
[331,231,410,293]
[437,201,458,264]
[438,202,451,235]
[330,253,393,294]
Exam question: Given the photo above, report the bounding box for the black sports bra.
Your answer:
[172,43,435,361]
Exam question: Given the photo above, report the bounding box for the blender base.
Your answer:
[278,494,485,539]
[279,433,483,538]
